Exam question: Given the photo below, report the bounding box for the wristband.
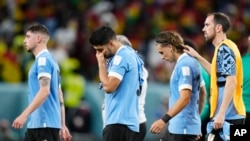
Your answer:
[161,114,171,123]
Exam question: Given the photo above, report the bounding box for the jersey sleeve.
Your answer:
[178,66,193,91]
[37,56,52,79]
[108,55,127,81]
[216,45,236,82]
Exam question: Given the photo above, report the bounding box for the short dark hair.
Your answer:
[26,23,50,36]
[208,12,231,33]
[89,26,116,46]
[156,31,184,53]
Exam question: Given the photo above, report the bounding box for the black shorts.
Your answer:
[168,133,197,141]
[103,124,137,141]
[245,112,250,125]
[135,122,147,141]
[160,124,197,141]
[24,128,60,141]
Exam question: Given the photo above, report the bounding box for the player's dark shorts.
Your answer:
[160,125,197,141]
[168,133,197,141]
[136,122,147,141]
[160,126,197,141]
[24,127,60,141]
[103,124,137,141]
[245,112,250,125]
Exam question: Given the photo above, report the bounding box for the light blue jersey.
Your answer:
[168,53,201,135]
[104,45,142,132]
[27,49,61,129]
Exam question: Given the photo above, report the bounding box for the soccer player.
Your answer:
[12,23,71,141]
[116,35,148,141]
[150,31,204,141]
[184,12,246,140]
[89,26,143,141]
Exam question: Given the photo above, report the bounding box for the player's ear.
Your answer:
[169,44,173,52]
[36,34,44,43]
[215,24,222,33]
[109,39,115,46]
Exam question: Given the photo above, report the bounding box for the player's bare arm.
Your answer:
[199,86,206,114]
[12,76,51,129]
[58,88,72,141]
[214,75,236,129]
[39,77,50,87]
[24,76,51,114]
[150,89,191,134]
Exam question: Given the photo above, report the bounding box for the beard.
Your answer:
[205,28,216,43]
[104,53,114,59]
[205,32,215,43]
[104,48,114,59]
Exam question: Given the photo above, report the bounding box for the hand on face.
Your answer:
[96,48,106,64]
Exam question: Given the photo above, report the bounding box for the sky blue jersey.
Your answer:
[104,45,142,132]
[168,53,202,135]
[27,49,61,129]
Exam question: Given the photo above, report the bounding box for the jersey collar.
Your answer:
[36,49,49,58]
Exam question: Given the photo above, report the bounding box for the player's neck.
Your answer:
[33,44,47,57]
[213,33,227,47]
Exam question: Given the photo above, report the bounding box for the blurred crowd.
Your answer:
[0,0,250,84]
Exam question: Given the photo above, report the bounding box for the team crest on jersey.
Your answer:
[113,55,122,66]
[38,57,46,66]
[182,66,190,76]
